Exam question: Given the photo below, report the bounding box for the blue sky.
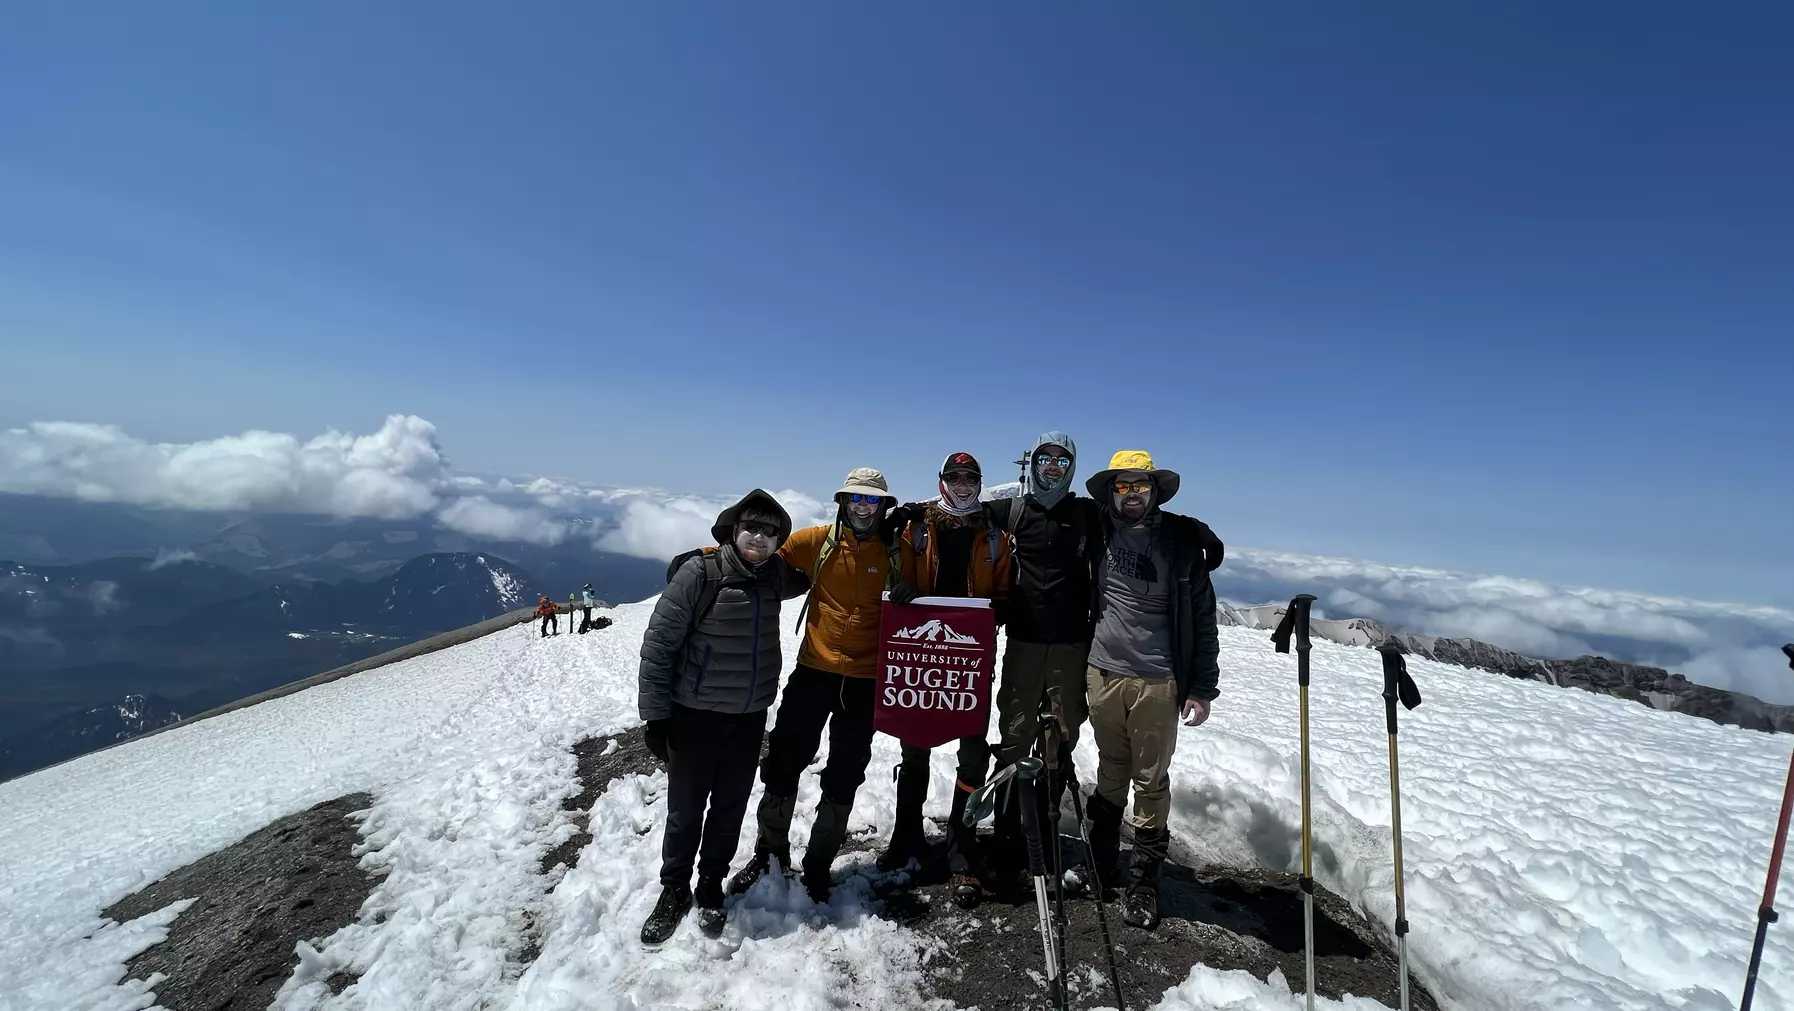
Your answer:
[2,2,1790,605]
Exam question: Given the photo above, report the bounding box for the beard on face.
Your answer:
[734,509,781,564]
[1112,478,1152,522]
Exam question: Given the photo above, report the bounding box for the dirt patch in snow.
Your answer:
[517,727,666,967]
[104,793,377,1011]
[539,728,664,877]
[873,828,1438,1011]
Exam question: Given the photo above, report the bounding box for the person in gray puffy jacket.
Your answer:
[637,489,809,947]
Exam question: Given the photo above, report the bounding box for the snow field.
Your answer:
[3,598,1793,1010]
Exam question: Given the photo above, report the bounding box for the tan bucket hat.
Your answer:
[834,466,895,505]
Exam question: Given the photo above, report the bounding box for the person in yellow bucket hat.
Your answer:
[1080,448,1224,931]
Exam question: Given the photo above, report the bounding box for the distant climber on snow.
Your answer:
[534,595,559,637]
[579,583,598,633]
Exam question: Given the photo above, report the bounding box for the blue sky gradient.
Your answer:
[2,2,1790,604]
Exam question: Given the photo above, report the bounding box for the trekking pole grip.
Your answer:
[1271,594,1317,684]
[1378,644,1422,734]
[1017,757,1047,877]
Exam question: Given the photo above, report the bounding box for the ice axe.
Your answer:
[1272,593,1318,1011]
[1378,644,1423,1011]
[1741,644,1794,1011]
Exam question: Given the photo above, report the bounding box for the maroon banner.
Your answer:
[875,596,997,749]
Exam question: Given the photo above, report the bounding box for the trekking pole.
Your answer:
[1377,644,1423,1011]
[1741,644,1794,1011]
[1039,697,1069,981]
[1048,687,1126,1011]
[1272,593,1319,1011]
[1016,756,1069,1011]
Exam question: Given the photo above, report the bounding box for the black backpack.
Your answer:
[666,546,728,634]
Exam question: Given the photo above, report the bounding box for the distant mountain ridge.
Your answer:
[0,552,565,781]
[1218,601,1794,734]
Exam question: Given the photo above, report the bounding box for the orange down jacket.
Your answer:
[779,523,898,678]
[898,510,1013,606]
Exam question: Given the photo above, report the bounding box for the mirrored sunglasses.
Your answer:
[846,493,884,504]
[1034,454,1072,468]
[1113,479,1152,495]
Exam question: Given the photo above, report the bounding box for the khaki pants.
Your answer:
[994,640,1091,765]
[1086,666,1179,832]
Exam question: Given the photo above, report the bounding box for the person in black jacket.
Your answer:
[636,489,809,947]
[1080,450,1223,931]
[978,430,1103,888]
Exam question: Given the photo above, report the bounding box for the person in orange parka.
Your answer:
[877,451,1012,908]
[729,466,903,903]
[534,595,559,638]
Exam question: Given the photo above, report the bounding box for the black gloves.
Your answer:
[889,582,920,605]
[644,718,673,762]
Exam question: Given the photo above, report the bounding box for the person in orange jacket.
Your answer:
[534,595,559,637]
[877,451,1012,909]
[728,466,902,902]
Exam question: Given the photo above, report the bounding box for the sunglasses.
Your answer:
[738,520,780,538]
[1034,454,1072,468]
[1113,479,1152,495]
[941,470,979,483]
[846,493,884,504]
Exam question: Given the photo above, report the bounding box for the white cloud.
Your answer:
[435,496,566,546]
[0,415,447,518]
[594,489,833,562]
[1218,547,1794,700]
[147,548,199,570]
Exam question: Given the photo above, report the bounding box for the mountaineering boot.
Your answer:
[640,882,693,948]
[946,782,983,908]
[1122,825,1168,931]
[802,796,855,903]
[876,764,929,873]
[693,876,726,938]
[1085,792,1124,896]
[728,791,797,895]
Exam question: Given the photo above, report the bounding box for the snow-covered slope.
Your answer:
[2,599,1790,1010]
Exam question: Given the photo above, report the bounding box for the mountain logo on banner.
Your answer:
[891,619,978,644]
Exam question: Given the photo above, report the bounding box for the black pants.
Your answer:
[662,704,768,886]
[579,605,592,631]
[760,665,876,803]
[540,614,557,636]
[897,734,991,870]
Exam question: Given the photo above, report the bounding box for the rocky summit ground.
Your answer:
[105,725,1433,1010]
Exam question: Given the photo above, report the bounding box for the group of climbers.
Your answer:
[634,435,1224,947]
[533,583,610,638]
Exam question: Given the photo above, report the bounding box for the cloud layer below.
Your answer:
[4,415,1788,701]
[1218,548,1794,704]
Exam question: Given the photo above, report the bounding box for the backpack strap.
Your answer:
[1008,495,1024,535]
[693,552,727,628]
[793,521,843,633]
[986,523,1000,565]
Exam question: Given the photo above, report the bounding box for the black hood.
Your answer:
[711,489,794,544]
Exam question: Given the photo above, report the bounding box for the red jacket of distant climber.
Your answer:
[534,598,558,618]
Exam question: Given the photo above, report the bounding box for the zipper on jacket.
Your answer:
[692,644,713,694]
[744,588,762,712]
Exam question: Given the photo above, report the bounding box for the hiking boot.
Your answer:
[726,847,788,896]
[800,796,854,902]
[801,860,834,904]
[640,882,692,947]
[694,876,726,938]
[950,872,983,909]
[877,766,929,873]
[1122,885,1160,930]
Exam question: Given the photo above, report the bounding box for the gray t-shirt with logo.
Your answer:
[1088,516,1174,679]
